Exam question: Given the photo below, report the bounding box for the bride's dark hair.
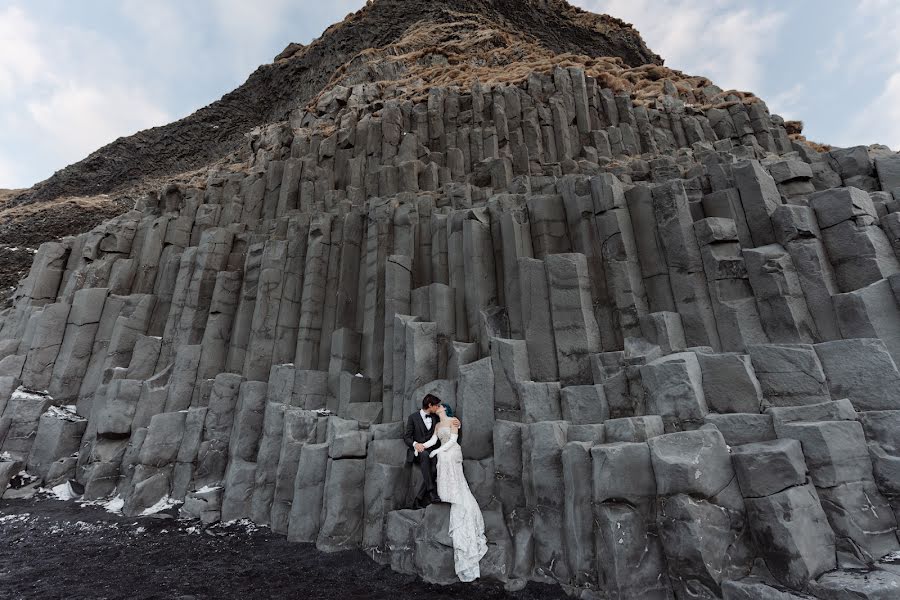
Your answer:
[441,403,454,418]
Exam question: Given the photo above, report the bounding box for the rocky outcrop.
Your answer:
[3,2,900,599]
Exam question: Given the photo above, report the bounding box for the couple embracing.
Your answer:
[404,394,488,582]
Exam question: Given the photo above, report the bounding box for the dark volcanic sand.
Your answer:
[0,497,569,600]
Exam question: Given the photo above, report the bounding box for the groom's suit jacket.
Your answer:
[404,411,439,464]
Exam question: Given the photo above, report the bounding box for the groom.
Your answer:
[404,394,459,509]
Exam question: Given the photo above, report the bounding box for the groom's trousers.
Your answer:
[414,452,438,503]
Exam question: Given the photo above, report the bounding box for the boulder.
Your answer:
[648,429,734,497]
[744,484,836,589]
[731,439,807,498]
[779,420,873,488]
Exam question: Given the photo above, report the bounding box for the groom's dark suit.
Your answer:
[404,410,440,506]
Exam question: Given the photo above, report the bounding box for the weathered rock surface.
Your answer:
[3,0,900,596]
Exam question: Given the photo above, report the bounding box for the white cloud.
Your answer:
[768,82,806,122]
[0,155,18,190]
[0,6,46,97]
[0,4,171,188]
[832,0,900,149]
[576,0,786,92]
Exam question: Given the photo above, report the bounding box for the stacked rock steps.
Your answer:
[2,66,900,599]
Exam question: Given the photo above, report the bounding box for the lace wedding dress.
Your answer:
[424,425,488,582]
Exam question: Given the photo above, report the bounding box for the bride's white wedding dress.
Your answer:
[423,425,488,582]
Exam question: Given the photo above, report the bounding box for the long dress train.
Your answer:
[424,426,488,582]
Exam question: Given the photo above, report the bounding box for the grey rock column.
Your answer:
[523,420,570,583]
[518,258,558,382]
[48,287,109,402]
[546,253,601,386]
[694,217,768,351]
[220,380,267,522]
[771,204,841,341]
[811,187,899,292]
[196,271,242,384]
[294,214,334,371]
[463,209,499,354]
[21,303,71,391]
[561,440,597,588]
[652,180,720,349]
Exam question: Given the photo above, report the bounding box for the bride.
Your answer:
[422,404,488,582]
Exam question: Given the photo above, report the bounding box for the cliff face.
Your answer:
[3,2,900,599]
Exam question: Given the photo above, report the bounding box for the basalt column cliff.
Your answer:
[3,1,900,598]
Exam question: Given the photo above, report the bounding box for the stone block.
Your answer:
[767,399,858,437]
[518,381,562,423]
[592,442,656,503]
[656,494,753,598]
[704,413,776,446]
[138,411,186,467]
[594,501,673,599]
[222,381,265,464]
[859,410,900,495]
[808,568,900,600]
[832,279,900,369]
[731,439,807,498]
[384,509,423,575]
[817,479,898,566]
[696,352,763,413]
[810,187,877,229]
[317,458,366,552]
[648,429,735,498]
[493,420,525,512]
[93,379,143,439]
[743,244,816,344]
[779,421,873,488]
[182,486,223,525]
[457,357,494,460]
[748,344,830,407]
[744,484,836,589]
[733,159,781,247]
[545,253,601,386]
[603,416,665,442]
[522,420,569,582]
[638,311,687,355]
[560,385,609,424]
[490,337,530,420]
[815,339,900,412]
[287,442,329,543]
[640,352,708,426]
[329,430,368,459]
[413,503,458,584]
[25,407,87,481]
[518,258,558,382]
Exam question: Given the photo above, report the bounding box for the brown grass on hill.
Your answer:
[0,189,23,205]
[310,17,756,114]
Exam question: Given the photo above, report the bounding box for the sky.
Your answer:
[0,0,898,190]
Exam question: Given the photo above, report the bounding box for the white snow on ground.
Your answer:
[102,497,124,514]
[0,513,32,524]
[140,495,178,516]
[49,482,76,501]
[882,550,900,563]
[220,518,261,533]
